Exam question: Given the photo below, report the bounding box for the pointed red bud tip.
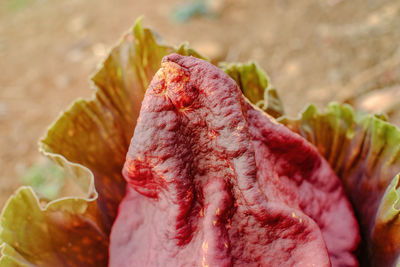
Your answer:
[112,54,360,267]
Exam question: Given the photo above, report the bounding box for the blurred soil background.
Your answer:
[1,0,400,207]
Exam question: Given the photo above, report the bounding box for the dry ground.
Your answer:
[1,0,400,207]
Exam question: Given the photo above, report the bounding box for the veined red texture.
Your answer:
[110,54,360,267]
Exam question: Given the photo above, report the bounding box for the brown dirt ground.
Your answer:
[1,0,400,208]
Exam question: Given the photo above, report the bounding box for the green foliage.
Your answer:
[20,161,65,200]
[8,0,31,12]
[221,61,284,118]
[0,18,204,267]
[280,103,400,266]
[1,18,400,267]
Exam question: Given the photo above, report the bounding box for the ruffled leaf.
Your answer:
[110,54,358,267]
[2,14,399,267]
[279,103,400,267]
[220,61,284,118]
[0,243,34,267]
[20,161,65,200]
[0,19,203,267]
[0,187,107,266]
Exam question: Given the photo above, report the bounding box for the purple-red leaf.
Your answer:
[110,54,359,266]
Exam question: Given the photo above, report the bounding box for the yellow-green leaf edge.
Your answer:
[0,18,203,267]
[3,17,400,267]
[279,103,400,266]
[0,18,281,267]
[220,61,284,118]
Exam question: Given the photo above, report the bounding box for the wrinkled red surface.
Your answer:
[109,54,360,267]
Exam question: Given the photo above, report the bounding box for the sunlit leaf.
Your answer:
[110,54,358,267]
[0,187,107,267]
[1,15,399,267]
[0,18,203,267]
[20,161,65,200]
[279,103,400,266]
[220,61,284,118]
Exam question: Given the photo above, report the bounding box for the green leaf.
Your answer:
[0,18,204,267]
[2,15,399,267]
[20,161,65,200]
[279,103,400,267]
[220,61,284,118]
[0,187,107,267]
[0,243,33,267]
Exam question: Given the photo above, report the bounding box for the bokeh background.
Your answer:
[1,0,400,207]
